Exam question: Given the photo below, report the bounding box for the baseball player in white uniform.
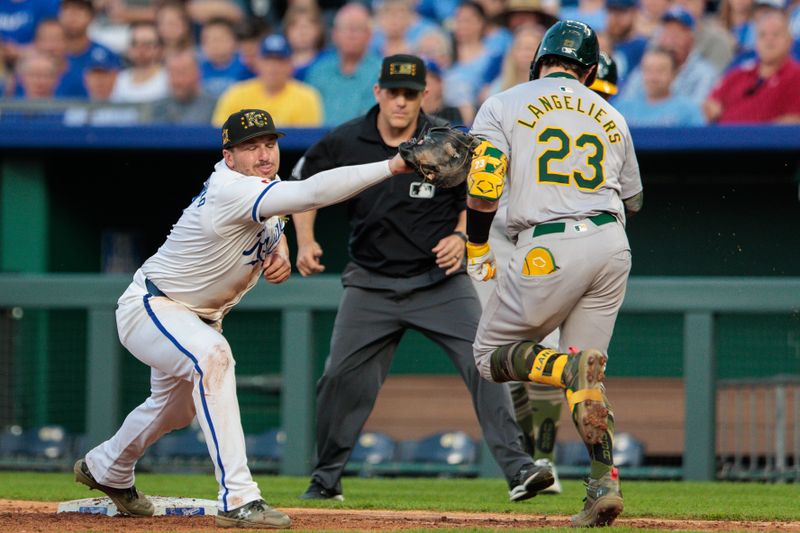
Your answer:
[464,21,643,527]
[74,109,415,529]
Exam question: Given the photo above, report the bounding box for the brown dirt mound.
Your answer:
[1,499,799,532]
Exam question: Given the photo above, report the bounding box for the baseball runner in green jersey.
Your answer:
[464,21,643,527]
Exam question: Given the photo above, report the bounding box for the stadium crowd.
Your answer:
[1,0,799,126]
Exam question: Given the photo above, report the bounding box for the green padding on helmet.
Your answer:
[530,20,600,86]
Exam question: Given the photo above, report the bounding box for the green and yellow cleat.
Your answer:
[571,468,624,527]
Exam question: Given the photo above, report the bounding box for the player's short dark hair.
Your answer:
[539,55,591,80]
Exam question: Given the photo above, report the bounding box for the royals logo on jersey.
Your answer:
[243,216,285,265]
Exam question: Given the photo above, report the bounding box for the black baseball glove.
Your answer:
[398,126,481,188]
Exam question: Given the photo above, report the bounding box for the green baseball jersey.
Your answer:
[470,74,642,237]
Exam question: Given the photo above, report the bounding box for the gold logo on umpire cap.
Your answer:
[241,111,268,129]
[389,62,416,76]
[563,39,575,48]
[222,128,230,145]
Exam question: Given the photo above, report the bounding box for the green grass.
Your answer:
[1,471,798,524]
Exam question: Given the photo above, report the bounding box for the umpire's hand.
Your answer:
[433,234,466,276]
[296,241,325,276]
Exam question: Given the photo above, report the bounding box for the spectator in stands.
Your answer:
[63,52,141,126]
[604,0,648,84]
[636,0,671,38]
[719,0,758,52]
[30,19,70,98]
[675,0,737,72]
[237,18,268,78]
[486,24,543,96]
[477,0,514,58]
[198,18,250,97]
[704,10,800,123]
[619,6,719,104]
[305,3,382,126]
[444,2,494,124]
[59,0,121,98]
[283,5,326,80]
[615,47,705,125]
[421,59,464,124]
[16,50,59,100]
[497,0,558,34]
[371,0,442,57]
[212,34,323,126]
[0,0,60,66]
[155,1,195,58]
[560,0,608,34]
[726,0,800,68]
[152,49,217,124]
[111,21,169,103]
[413,29,454,72]
[186,0,245,26]
[417,0,461,25]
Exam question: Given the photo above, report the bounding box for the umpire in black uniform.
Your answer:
[292,54,550,502]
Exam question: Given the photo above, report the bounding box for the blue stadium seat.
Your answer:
[555,441,590,466]
[23,425,70,459]
[246,428,285,462]
[411,431,478,465]
[350,432,396,465]
[0,426,26,457]
[613,432,645,467]
[152,428,208,460]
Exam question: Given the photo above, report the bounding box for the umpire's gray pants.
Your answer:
[310,272,532,489]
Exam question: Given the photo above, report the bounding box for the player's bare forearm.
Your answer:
[292,210,318,247]
[467,196,499,213]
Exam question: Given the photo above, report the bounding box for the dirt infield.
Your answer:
[2,499,800,532]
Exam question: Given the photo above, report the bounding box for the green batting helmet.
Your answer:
[589,51,619,97]
[529,20,600,86]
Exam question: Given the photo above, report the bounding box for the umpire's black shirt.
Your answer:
[292,105,466,278]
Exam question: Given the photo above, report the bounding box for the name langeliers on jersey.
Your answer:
[516,92,622,144]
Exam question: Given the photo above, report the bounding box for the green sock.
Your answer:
[531,397,562,462]
[589,411,615,479]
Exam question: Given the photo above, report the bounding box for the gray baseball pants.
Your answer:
[310,271,532,489]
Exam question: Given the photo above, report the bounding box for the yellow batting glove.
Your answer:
[466,242,496,282]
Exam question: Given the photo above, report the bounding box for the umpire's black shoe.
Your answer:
[508,462,555,502]
[299,479,344,501]
[73,459,154,516]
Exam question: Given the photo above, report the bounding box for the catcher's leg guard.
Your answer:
[489,341,543,383]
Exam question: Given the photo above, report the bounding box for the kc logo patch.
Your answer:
[241,111,268,129]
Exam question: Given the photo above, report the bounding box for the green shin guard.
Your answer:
[489,342,541,382]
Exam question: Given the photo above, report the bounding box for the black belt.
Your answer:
[145,277,216,326]
[145,277,167,298]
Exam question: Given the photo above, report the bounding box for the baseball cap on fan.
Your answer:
[661,6,695,29]
[222,109,285,149]
[379,54,427,91]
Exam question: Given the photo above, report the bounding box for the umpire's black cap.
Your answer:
[378,54,426,91]
[222,109,285,149]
